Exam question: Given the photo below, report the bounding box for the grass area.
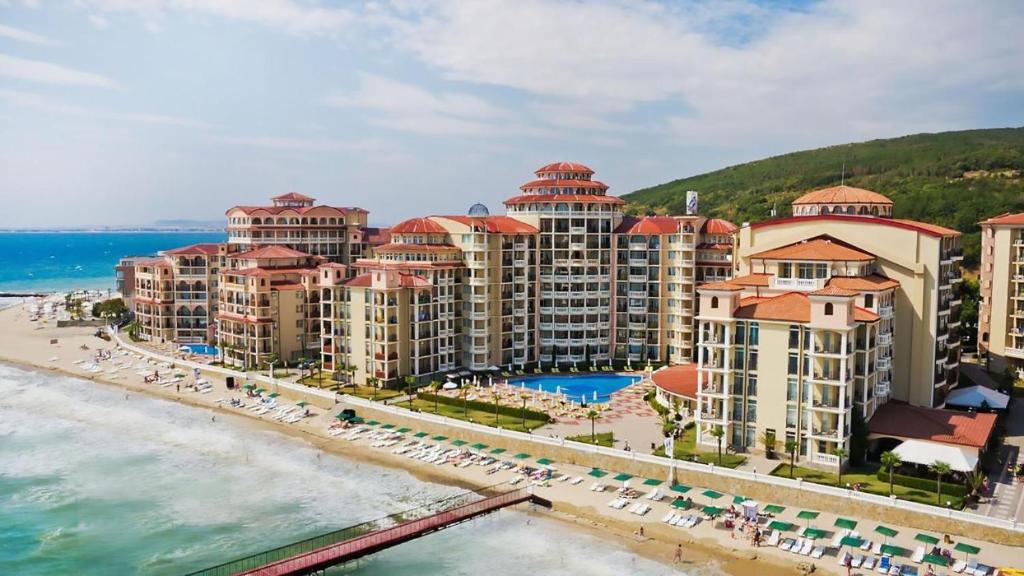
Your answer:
[408,398,547,433]
[567,431,615,447]
[298,373,402,400]
[653,425,747,468]
[769,463,965,509]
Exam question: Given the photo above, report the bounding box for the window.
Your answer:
[749,322,759,346]
[798,263,814,279]
[780,262,792,278]
[864,294,874,308]
[824,302,834,316]
[735,321,745,344]
[710,296,719,308]
[788,353,799,375]
[815,263,828,278]
[786,377,798,401]
[789,325,800,349]
[746,399,757,422]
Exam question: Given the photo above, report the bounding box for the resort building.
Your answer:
[131,243,226,344]
[694,185,964,466]
[116,256,146,307]
[978,212,1024,378]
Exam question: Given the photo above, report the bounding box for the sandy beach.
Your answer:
[0,303,1017,576]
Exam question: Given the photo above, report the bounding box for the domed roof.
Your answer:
[390,217,448,234]
[701,218,738,235]
[535,161,594,175]
[467,203,490,217]
[792,185,893,206]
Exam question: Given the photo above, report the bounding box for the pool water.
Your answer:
[506,374,641,402]
[181,344,218,356]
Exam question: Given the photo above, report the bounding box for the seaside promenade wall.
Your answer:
[111,331,1024,546]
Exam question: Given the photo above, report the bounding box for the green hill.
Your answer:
[623,127,1024,267]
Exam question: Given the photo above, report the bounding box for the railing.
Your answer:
[113,329,1024,535]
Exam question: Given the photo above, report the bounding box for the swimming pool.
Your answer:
[506,374,641,402]
[180,344,218,356]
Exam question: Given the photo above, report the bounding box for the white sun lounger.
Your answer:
[863,556,876,570]
[852,555,865,568]
[661,511,676,523]
[767,530,780,547]
[952,561,966,573]
[912,547,925,563]
[684,516,700,528]
[811,546,825,559]
[861,540,874,551]
[839,552,852,566]
[570,477,583,485]
[628,502,642,513]
[799,540,813,555]
[779,538,796,552]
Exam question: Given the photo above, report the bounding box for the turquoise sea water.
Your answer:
[0,364,682,575]
[0,232,225,293]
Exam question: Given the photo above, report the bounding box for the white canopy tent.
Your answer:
[891,439,978,472]
[944,385,1009,410]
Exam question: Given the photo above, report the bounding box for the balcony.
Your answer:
[628,274,647,283]
[878,305,893,318]
[877,357,892,370]
[628,259,647,267]
[875,381,891,396]
[770,277,826,291]
[878,333,892,346]
[812,452,841,467]
[629,242,648,251]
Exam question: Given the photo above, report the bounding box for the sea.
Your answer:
[0,364,682,575]
[0,232,226,294]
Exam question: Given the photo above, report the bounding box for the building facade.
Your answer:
[978,213,1024,378]
[132,243,225,344]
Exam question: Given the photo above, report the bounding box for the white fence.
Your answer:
[110,329,1020,534]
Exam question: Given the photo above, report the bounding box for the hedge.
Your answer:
[417,392,551,423]
[874,470,967,497]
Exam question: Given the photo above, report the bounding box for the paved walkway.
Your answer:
[537,382,663,452]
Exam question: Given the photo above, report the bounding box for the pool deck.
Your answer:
[536,379,663,451]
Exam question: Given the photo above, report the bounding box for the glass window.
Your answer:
[733,349,745,370]
[786,376,798,401]
[788,353,799,375]
[735,321,745,344]
[780,262,792,278]
[746,399,757,421]
[789,325,800,349]
[749,322,759,346]
[815,263,828,278]
[786,406,797,427]
[864,294,874,308]
[798,263,814,279]
[731,398,743,422]
[748,350,758,371]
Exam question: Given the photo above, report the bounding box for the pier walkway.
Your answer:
[187,486,550,576]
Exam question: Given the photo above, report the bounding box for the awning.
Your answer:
[891,439,978,472]
[945,385,1009,410]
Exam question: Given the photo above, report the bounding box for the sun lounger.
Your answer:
[889,564,902,576]
[952,561,967,573]
[628,502,642,513]
[685,516,700,528]
[861,540,873,551]
[873,542,884,555]
[839,552,852,566]
[570,477,583,485]
[878,556,892,573]
[912,546,925,563]
[767,530,780,547]
[852,555,864,568]
[661,511,676,523]
[863,556,876,570]
[799,540,813,555]
[811,547,825,559]
[779,538,796,552]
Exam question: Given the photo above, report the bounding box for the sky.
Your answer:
[0,0,1022,228]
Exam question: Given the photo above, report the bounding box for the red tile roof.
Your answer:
[615,216,679,234]
[163,243,222,256]
[232,246,311,259]
[811,286,860,297]
[504,193,624,206]
[701,218,738,235]
[272,192,314,201]
[135,257,170,267]
[535,161,594,175]
[751,215,961,238]
[980,212,1024,226]
[698,281,744,291]
[827,274,900,291]
[652,364,698,399]
[222,266,317,277]
[391,217,448,234]
[751,236,875,262]
[853,307,880,322]
[518,179,609,192]
[363,227,390,246]
[729,273,771,287]
[868,402,996,449]
[792,185,893,205]
[736,292,810,322]
[372,243,461,253]
[438,215,539,234]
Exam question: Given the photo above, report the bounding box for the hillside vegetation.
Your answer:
[623,128,1024,267]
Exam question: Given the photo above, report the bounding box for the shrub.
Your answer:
[416,392,551,423]
[873,470,967,497]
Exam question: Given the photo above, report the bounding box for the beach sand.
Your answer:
[0,304,1014,576]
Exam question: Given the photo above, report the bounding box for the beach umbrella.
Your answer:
[670,483,691,493]
[253,388,266,395]
[671,497,690,509]
[732,495,747,505]
[413,431,429,438]
[381,424,395,430]
[643,478,662,486]
[835,518,858,530]
[803,528,827,540]
[923,554,949,567]
[296,401,309,407]
[874,525,898,543]
[840,536,865,548]
[701,505,723,517]
[365,420,379,426]
[243,384,256,390]
[432,435,448,441]
[880,544,907,557]
[268,392,280,398]
[953,542,980,561]
[915,533,940,545]
[768,520,794,532]
[514,452,530,459]
[397,427,411,433]
[763,504,786,514]
[471,442,488,450]
[490,448,507,455]
[588,468,607,478]
[537,457,554,466]
[613,473,632,482]
[796,510,819,526]
[451,439,467,446]
[702,489,723,499]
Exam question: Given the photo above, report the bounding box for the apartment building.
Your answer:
[693,185,964,466]
[132,243,225,344]
[216,246,323,369]
[978,212,1024,378]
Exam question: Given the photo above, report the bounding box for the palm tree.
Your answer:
[587,409,600,443]
[404,375,417,408]
[710,425,725,465]
[965,469,986,501]
[296,356,308,380]
[346,364,358,392]
[366,375,378,401]
[759,430,778,459]
[880,451,902,496]
[461,384,469,419]
[784,439,798,478]
[930,461,952,505]
[833,447,848,486]
[429,380,441,413]
[493,392,502,426]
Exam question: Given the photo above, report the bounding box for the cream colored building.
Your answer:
[132,243,225,344]
[978,212,1024,377]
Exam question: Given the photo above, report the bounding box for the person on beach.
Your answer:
[673,544,683,564]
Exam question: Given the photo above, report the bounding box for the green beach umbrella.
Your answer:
[243,384,256,390]
[732,495,747,505]
[490,447,507,455]
[642,478,662,486]
[669,483,691,493]
[268,392,280,398]
[803,528,827,540]
[915,533,939,545]
[471,443,488,450]
[702,489,723,499]
[350,416,365,424]
[880,544,906,557]
[413,431,429,438]
[296,401,309,407]
[796,510,819,526]
[953,542,980,558]
[702,505,723,517]
[923,554,949,567]
[451,439,467,446]
[381,424,395,430]
[768,520,794,531]
[513,452,530,459]
[613,473,633,482]
[536,457,554,466]
[432,435,448,441]
[763,504,786,514]
[397,427,411,433]
[835,518,858,530]
[335,412,349,420]
[840,536,865,548]
[875,525,898,542]
[365,420,380,426]
[254,388,266,395]
[671,497,690,509]
[588,468,607,478]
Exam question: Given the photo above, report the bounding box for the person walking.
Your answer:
[673,544,683,564]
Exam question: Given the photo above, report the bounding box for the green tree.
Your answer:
[346,364,358,392]
[833,447,848,486]
[930,461,952,505]
[759,430,777,458]
[366,375,378,401]
[880,451,902,496]
[265,353,279,378]
[784,439,798,478]
[587,409,600,443]
[428,380,441,413]
[965,470,986,499]
[710,425,725,465]
[493,392,502,426]
[404,375,417,408]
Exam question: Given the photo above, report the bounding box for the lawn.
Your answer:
[769,463,965,509]
[408,398,547,433]
[298,373,402,400]
[653,425,747,468]
[567,431,615,447]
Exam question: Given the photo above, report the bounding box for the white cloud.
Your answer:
[0,23,55,45]
[0,53,118,88]
[88,14,111,31]
[0,89,208,127]
[381,0,1024,147]
[80,0,354,35]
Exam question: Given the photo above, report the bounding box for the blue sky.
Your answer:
[1,0,1022,228]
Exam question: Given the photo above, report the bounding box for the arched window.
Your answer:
[824,302,834,315]
[871,206,879,216]
[252,217,262,225]
[858,206,868,215]
[846,205,855,215]
[710,296,719,309]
